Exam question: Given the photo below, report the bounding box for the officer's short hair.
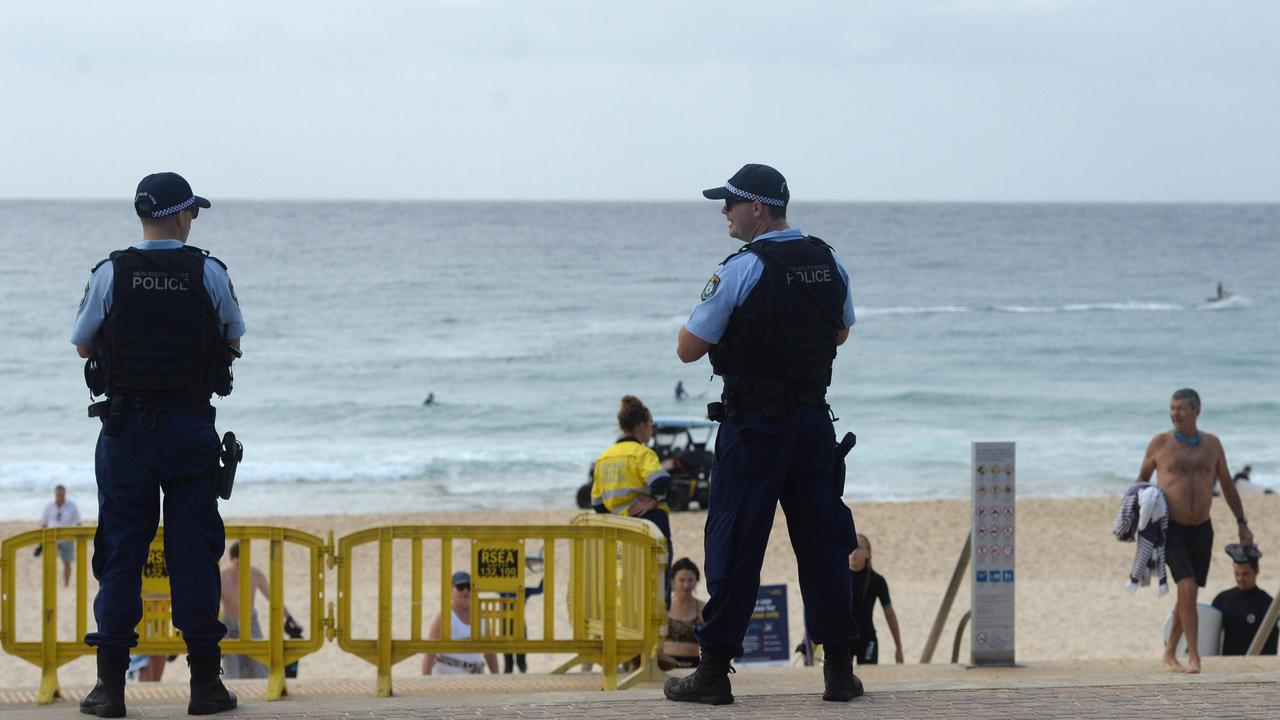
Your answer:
[1172,388,1200,409]
[135,199,183,233]
[765,204,787,221]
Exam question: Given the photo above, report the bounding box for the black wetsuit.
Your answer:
[1212,586,1278,655]
[850,567,892,664]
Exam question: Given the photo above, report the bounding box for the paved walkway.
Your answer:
[4,659,1277,719]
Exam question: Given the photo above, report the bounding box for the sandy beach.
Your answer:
[3,494,1277,690]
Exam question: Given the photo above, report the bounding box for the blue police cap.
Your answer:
[135,172,211,219]
[702,164,789,207]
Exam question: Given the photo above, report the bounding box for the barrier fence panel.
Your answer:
[334,514,667,697]
[4,515,665,702]
[0,525,328,704]
[218,526,329,700]
[551,514,668,687]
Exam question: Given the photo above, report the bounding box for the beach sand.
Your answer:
[3,494,1277,690]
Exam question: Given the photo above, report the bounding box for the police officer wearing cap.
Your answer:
[664,164,862,705]
[71,172,241,717]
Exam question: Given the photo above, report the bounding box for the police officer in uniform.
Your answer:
[664,164,862,705]
[71,172,242,717]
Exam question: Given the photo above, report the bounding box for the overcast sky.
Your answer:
[2,1,1276,202]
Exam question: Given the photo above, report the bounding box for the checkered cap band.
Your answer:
[724,182,786,207]
[138,194,197,218]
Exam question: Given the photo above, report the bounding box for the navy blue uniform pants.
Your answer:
[697,407,858,658]
[85,410,227,657]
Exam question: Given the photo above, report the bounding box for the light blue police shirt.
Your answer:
[684,228,856,344]
[71,240,245,348]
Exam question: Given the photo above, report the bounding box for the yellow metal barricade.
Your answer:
[551,514,669,684]
[0,527,92,703]
[3,515,665,701]
[218,526,330,700]
[333,514,667,697]
[0,525,328,703]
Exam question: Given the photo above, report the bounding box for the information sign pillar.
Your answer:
[970,442,1015,665]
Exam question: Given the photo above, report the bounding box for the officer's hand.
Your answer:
[628,494,658,516]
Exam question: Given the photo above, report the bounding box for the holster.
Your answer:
[103,396,127,438]
[217,431,243,500]
[833,431,856,497]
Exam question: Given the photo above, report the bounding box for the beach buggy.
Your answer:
[577,417,718,512]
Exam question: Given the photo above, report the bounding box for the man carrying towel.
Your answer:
[1137,388,1253,674]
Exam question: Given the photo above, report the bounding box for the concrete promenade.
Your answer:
[2,658,1276,719]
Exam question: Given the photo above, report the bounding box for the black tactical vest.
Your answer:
[96,246,223,401]
[709,237,846,395]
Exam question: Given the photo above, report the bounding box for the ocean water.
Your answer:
[1,201,1276,521]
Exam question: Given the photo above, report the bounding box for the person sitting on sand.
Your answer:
[662,558,707,668]
[422,572,499,675]
[1212,545,1277,656]
[1136,388,1253,673]
[848,534,904,664]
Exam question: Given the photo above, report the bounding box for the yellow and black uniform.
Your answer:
[591,437,670,516]
[592,437,673,601]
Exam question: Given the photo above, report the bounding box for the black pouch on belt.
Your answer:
[706,401,727,422]
[832,431,856,496]
[218,431,243,500]
[104,396,127,438]
[84,356,105,397]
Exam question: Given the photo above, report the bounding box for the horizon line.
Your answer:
[2,197,1279,205]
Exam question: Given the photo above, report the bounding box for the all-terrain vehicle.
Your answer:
[576,417,718,512]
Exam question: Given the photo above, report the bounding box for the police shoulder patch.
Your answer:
[701,274,721,301]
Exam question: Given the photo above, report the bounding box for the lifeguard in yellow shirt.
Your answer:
[592,395,674,573]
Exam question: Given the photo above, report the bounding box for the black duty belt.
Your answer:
[723,388,828,410]
[88,397,216,423]
[709,386,830,423]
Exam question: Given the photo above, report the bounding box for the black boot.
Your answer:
[79,647,128,718]
[187,652,237,716]
[822,644,865,702]
[663,650,734,705]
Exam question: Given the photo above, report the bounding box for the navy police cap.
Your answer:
[135,172,211,219]
[702,163,789,207]
[451,571,471,587]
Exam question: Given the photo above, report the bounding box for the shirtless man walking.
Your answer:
[1138,388,1253,673]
